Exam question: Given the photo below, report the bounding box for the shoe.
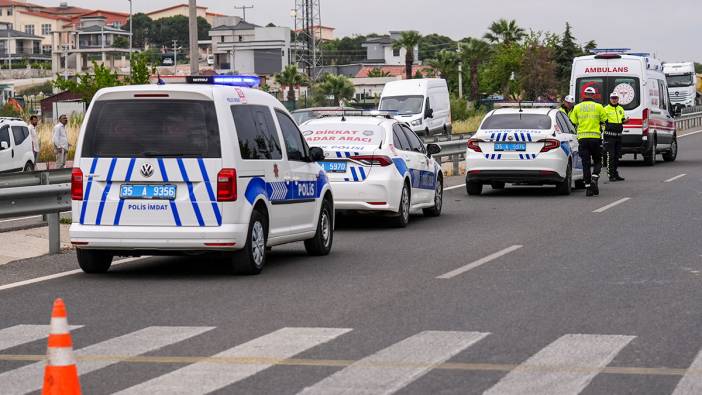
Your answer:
[586,185,594,197]
[614,176,625,181]
[592,175,600,196]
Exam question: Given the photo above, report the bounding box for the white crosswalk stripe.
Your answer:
[0,324,81,352]
[483,334,635,395]
[297,330,489,395]
[0,326,213,395]
[116,327,351,395]
[672,348,702,395]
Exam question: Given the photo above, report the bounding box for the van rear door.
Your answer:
[78,99,223,227]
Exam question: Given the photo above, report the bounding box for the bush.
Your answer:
[0,103,21,117]
[450,95,470,121]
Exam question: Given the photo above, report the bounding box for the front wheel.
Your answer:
[662,138,677,162]
[423,178,443,217]
[77,249,113,273]
[391,183,410,228]
[304,199,334,256]
[23,162,34,172]
[233,210,267,275]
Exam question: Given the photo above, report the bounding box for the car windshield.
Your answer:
[379,95,424,115]
[301,123,384,147]
[666,74,694,88]
[481,114,552,130]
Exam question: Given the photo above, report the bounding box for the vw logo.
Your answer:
[140,163,154,178]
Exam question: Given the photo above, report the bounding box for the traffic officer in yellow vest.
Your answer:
[569,87,608,196]
[603,92,627,182]
[559,95,575,116]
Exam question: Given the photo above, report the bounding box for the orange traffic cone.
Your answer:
[42,298,81,395]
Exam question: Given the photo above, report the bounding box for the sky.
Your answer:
[61,0,700,62]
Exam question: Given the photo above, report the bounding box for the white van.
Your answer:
[664,62,699,108]
[0,118,35,173]
[379,78,451,136]
[69,76,334,275]
[570,52,677,165]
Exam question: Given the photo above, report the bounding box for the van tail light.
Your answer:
[71,168,83,200]
[539,139,561,153]
[217,168,237,201]
[350,155,393,167]
[642,108,650,136]
[467,139,483,152]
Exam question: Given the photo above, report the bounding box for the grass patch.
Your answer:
[452,115,484,134]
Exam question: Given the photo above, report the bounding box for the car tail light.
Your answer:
[350,155,393,167]
[71,168,83,200]
[642,108,650,136]
[467,139,483,152]
[217,168,237,201]
[539,139,561,153]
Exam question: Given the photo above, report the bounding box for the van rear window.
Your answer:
[82,100,221,158]
[481,114,552,130]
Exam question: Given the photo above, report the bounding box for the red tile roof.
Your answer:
[0,0,42,7]
[17,9,71,22]
[147,4,207,15]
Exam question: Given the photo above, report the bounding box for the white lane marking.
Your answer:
[484,334,634,395]
[664,174,687,183]
[117,327,352,395]
[298,331,489,395]
[592,198,631,214]
[0,216,40,224]
[0,324,81,351]
[0,326,214,394]
[0,257,146,292]
[444,183,466,191]
[679,129,702,138]
[436,245,523,279]
[672,347,702,394]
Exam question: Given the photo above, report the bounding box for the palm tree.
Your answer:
[275,64,306,103]
[460,38,492,101]
[392,31,422,80]
[367,67,391,78]
[316,74,355,106]
[483,19,526,45]
[428,50,458,79]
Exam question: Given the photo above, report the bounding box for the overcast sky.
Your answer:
[64,0,700,62]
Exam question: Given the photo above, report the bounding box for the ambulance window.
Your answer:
[610,77,640,110]
[231,105,283,160]
[392,124,410,151]
[275,110,309,162]
[658,80,668,110]
[576,78,604,103]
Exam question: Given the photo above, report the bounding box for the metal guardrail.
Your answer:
[675,110,702,131]
[427,134,472,175]
[0,168,71,189]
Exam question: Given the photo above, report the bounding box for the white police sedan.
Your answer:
[465,106,585,195]
[301,114,443,227]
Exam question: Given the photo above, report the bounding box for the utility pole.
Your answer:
[234,4,254,21]
[128,0,133,73]
[188,0,198,75]
[172,40,178,67]
[457,42,463,99]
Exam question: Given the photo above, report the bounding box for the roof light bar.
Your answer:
[186,75,261,88]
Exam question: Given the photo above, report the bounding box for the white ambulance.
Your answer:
[69,76,334,275]
[570,51,677,165]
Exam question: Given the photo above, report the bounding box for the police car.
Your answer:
[300,113,443,227]
[69,76,334,275]
[465,106,585,195]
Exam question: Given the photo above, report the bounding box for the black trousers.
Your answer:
[578,138,602,185]
[604,136,622,178]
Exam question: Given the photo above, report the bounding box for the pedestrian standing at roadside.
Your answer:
[603,92,627,182]
[28,115,40,164]
[569,87,607,197]
[53,114,69,169]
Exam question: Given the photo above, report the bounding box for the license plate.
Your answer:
[319,161,347,173]
[494,143,527,151]
[120,184,177,200]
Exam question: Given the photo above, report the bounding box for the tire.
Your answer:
[423,177,443,217]
[304,199,334,256]
[23,162,34,172]
[574,179,586,189]
[662,137,678,162]
[233,210,267,275]
[555,163,572,196]
[77,249,113,274]
[466,181,482,196]
[490,182,505,190]
[643,138,656,166]
[391,183,411,228]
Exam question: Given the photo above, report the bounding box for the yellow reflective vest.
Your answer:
[569,100,607,139]
[603,104,626,124]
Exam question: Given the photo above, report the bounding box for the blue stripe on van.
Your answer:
[177,158,205,227]
[113,158,136,225]
[95,158,117,225]
[197,158,222,226]
[157,158,181,227]
[79,157,99,225]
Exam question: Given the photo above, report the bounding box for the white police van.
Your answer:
[69,76,334,275]
[301,113,443,227]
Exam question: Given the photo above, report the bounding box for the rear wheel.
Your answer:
[77,250,113,273]
[233,210,267,275]
[662,138,678,162]
[555,163,572,196]
[423,177,443,217]
[643,139,656,166]
[304,199,333,256]
[466,182,482,196]
[23,162,34,172]
[391,183,410,228]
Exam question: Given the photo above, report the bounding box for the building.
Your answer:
[361,31,419,66]
[294,25,335,42]
[0,21,45,64]
[210,16,292,76]
[146,4,224,25]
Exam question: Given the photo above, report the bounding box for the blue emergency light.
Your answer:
[186,75,261,88]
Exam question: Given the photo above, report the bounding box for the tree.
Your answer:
[112,36,129,49]
[275,64,306,103]
[123,13,153,49]
[520,43,559,101]
[484,19,526,45]
[460,38,492,101]
[554,23,579,92]
[319,34,374,66]
[315,73,355,106]
[367,67,391,77]
[53,62,123,103]
[428,50,459,94]
[695,62,702,74]
[480,43,524,99]
[582,40,597,54]
[147,15,211,49]
[419,34,455,61]
[393,30,422,80]
[128,52,152,85]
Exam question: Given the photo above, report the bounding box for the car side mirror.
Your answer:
[309,146,324,162]
[425,108,434,119]
[0,141,8,150]
[426,143,441,156]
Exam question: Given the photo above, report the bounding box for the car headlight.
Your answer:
[411,119,422,126]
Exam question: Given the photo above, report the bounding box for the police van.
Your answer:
[69,76,334,275]
[570,50,677,165]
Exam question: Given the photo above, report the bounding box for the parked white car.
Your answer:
[0,117,35,173]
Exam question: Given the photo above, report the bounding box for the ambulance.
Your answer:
[570,50,677,165]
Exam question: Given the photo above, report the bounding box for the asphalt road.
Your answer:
[1,129,701,394]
